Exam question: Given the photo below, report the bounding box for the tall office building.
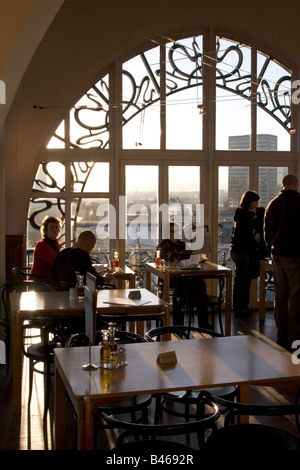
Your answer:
[228,134,278,151]
[228,134,279,208]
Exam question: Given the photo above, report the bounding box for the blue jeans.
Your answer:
[272,255,300,343]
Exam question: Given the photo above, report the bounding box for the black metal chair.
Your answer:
[0,280,61,422]
[99,391,220,454]
[175,275,225,334]
[0,280,55,375]
[145,325,237,424]
[66,330,153,449]
[204,393,300,451]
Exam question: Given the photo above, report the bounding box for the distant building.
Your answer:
[228,134,278,151]
[228,134,280,208]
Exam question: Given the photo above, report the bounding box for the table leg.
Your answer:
[225,272,232,336]
[238,384,250,424]
[12,313,22,415]
[146,269,151,291]
[129,274,136,288]
[54,366,67,449]
[259,263,266,321]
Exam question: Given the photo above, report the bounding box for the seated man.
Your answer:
[156,222,209,328]
[52,230,113,290]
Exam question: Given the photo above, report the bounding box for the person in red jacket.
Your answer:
[31,216,62,281]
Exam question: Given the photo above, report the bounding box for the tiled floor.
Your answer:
[0,308,299,450]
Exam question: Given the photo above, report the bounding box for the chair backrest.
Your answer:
[11,267,30,280]
[66,329,146,347]
[146,325,223,342]
[210,393,300,429]
[0,280,54,322]
[86,271,97,292]
[100,391,220,447]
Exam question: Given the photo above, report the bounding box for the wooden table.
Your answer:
[10,288,169,415]
[113,266,136,288]
[259,259,274,321]
[94,265,136,288]
[54,334,300,450]
[145,261,232,335]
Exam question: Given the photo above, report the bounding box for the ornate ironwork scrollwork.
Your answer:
[216,37,292,132]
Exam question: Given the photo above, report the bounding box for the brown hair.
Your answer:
[240,190,260,209]
[40,216,62,238]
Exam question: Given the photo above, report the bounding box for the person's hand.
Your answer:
[103,271,115,283]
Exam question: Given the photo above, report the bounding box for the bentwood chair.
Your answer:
[204,393,300,451]
[0,280,61,422]
[145,325,237,425]
[66,330,152,449]
[99,391,220,454]
[0,280,55,375]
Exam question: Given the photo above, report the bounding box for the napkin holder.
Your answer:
[128,290,141,300]
[156,351,177,368]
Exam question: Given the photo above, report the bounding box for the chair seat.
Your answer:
[205,423,300,450]
[110,440,201,460]
[162,386,237,403]
[26,340,57,361]
[99,394,152,414]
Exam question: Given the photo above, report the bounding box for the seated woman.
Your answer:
[31,215,62,282]
[156,222,209,327]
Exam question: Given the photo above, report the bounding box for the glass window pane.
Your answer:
[168,165,200,225]
[125,165,159,251]
[216,38,251,150]
[122,48,160,149]
[258,167,288,208]
[70,162,109,193]
[257,52,292,150]
[71,198,110,259]
[216,90,251,150]
[257,109,291,151]
[33,162,65,192]
[218,166,249,267]
[166,36,203,150]
[166,87,203,149]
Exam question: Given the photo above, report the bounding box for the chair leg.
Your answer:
[154,394,162,424]
[43,362,52,422]
[27,359,34,411]
[218,306,224,335]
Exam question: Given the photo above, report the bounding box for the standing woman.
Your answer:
[230,191,260,316]
[31,216,62,281]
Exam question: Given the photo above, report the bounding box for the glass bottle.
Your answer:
[76,274,84,300]
[155,249,161,267]
[100,330,112,368]
[108,322,118,353]
[113,250,119,268]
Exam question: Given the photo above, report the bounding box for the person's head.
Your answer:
[74,230,96,253]
[169,222,180,241]
[240,191,260,210]
[281,174,298,190]
[41,216,62,240]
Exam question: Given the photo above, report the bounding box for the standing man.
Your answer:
[264,174,300,349]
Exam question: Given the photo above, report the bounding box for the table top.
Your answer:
[10,288,167,317]
[54,335,300,402]
[146,261,231,276]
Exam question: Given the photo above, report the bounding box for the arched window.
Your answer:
[27,33,294,266]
